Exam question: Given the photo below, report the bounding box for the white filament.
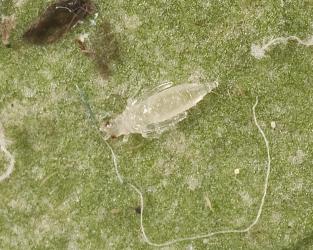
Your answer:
[0,122,15,182]
[251,35,313,59]
[105,97,271,247]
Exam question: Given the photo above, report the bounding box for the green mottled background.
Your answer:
[1,0,313,249]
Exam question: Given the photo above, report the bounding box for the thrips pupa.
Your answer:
[100,81,218,139]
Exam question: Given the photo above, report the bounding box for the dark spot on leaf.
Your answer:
[135,206,141,214]
[91,20,119,78]
[76,20,119,79]
[23,0,95,44]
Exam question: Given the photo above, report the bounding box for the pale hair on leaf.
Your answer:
[0,122,15,182]
[105,97,271,247]
[251,35,313,59]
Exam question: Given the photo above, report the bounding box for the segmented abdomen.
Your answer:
[123,83,211,131]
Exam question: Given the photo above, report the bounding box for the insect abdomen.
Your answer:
[133,83,211,124]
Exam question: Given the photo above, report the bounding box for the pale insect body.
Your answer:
[101,81,218,139]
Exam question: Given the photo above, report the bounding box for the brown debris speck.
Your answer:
[75,33,93,56]
[110,208,121,215]
[135,206,141,214]
[0,15,16,47]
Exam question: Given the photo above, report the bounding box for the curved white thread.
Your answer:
[106,97,271,247]
[75,84,123,184]
[0,123,15,182]
[103,140,123,184]
[251,35,313,59]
